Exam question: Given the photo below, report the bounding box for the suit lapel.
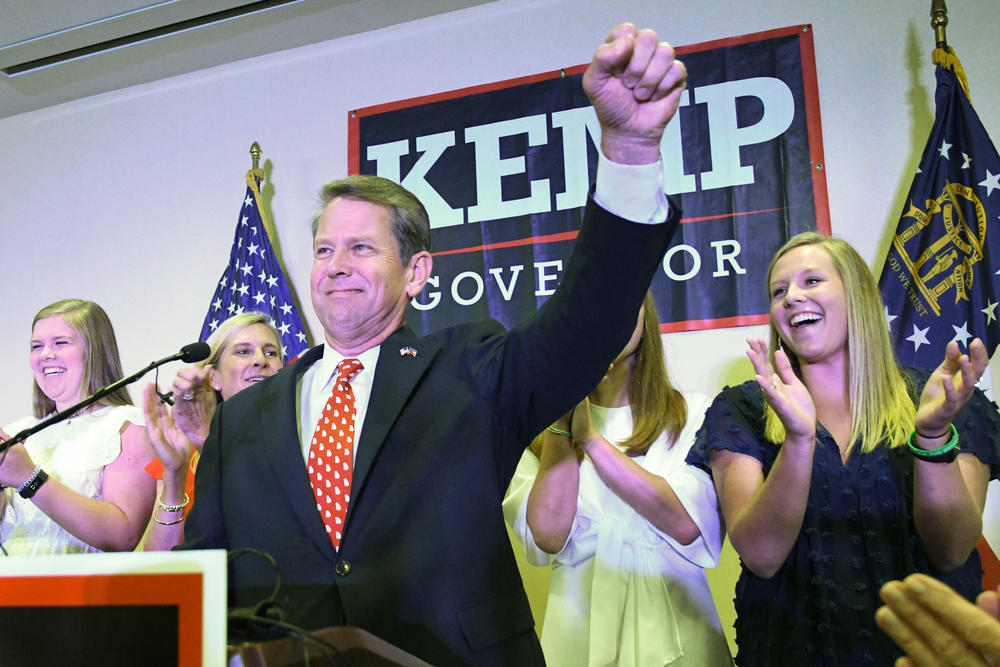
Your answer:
[257,345,335,556]
[346,328,437,526]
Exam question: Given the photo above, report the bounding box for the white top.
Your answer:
[0,405,142,555]
[503,393,732,667]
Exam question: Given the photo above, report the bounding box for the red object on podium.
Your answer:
[228,626,432,667]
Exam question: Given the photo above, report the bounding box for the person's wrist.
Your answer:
[784,432,816,450]
[913,423,951,443]
[600,131,662,165]
[546,424,572,438]
[576,432,602,451]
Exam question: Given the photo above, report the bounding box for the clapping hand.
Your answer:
[142,383,193,475]
[747,338,816,445]
[915,339,988,438]
[0,428,36,488]
[169,366,216,450]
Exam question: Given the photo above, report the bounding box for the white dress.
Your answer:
[503,392,732,667]
[0,405,142,555]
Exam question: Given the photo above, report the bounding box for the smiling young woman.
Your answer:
[0,299,157,554]
[687,232,1000,666]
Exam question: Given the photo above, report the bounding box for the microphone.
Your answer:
[174,341,211,364]
[1,341,213,453]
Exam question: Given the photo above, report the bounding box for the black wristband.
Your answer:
[19,469,49,499]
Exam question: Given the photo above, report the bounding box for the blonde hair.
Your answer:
[202,312,282,369]
[763,233,914,455]
[529,293,687,458]
[31,299,132,418]
[620,293,687,455]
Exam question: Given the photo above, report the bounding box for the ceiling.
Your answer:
[0,0,494,120]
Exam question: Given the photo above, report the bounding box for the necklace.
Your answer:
[63,405,98,426]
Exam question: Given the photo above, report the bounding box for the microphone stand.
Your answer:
[3,357,179,455]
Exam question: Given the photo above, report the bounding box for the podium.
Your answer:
[228,626,432,666]
[0,550,227,666]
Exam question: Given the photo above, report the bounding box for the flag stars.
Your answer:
[984,300,998,324]
[906,324,931,352]
[951,321,972,348]
[200,181,310,360]
[961,153,972,170]
[884,306,897,329]
[938,139,952,159]
[980,169,1000,197]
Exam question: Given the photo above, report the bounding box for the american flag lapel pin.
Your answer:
[399,346,418,357]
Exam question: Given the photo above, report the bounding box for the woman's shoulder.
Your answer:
[3,414,40,435]
[708,380,765,419]
[687,380,771,470]
[99,404,143,426]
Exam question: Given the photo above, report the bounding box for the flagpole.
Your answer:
[250,141,261,171]
[930,0,948,50]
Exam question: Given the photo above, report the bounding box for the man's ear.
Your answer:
[405,251,433,298]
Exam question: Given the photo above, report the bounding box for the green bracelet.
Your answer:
[546,425,572,438]
[907,423,959,463]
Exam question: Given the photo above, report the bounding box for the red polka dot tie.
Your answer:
[308,358,363,550]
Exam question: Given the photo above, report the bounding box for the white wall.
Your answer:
[3,0,998,417]
[1,0,998,652]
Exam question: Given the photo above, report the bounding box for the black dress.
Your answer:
[687,371,1000,666]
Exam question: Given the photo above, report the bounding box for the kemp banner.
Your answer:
[348,25,829,335]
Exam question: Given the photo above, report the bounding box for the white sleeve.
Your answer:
[642,392,724,568]
[593,151,670,224]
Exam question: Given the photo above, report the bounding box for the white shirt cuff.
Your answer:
[594,152,670,224]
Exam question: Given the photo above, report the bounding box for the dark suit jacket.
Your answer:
[179,198,679,665]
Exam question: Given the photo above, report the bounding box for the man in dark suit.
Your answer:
[180,23,687,665]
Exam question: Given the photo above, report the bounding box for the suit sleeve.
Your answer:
[173,402,227,551]
[483,196,681,470]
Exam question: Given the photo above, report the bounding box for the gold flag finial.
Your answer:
[250,141,262,170]
[930,0,948,51]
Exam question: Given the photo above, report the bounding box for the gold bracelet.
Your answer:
[153,513,185,526]
[546,425,572,438]
[158,492,190,513]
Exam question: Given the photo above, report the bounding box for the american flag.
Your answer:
[199,168,311,361]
